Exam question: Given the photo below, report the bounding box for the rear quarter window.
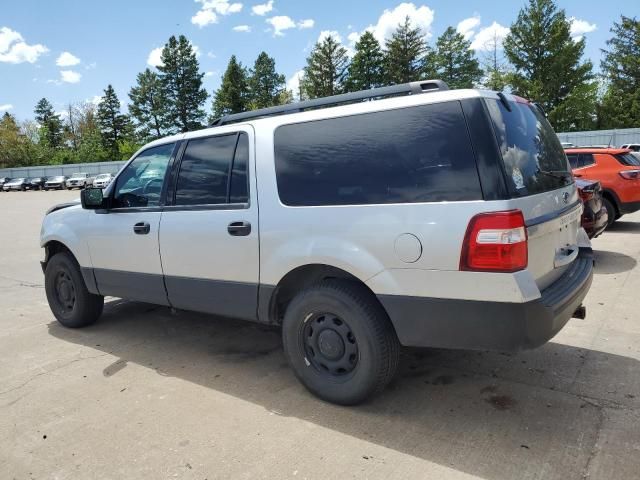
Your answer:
[486,99,573,197]
[274,102,482,206]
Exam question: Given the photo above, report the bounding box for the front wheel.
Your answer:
[282,280,400,405]
[45,252,104,328]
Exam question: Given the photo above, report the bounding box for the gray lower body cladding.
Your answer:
[379,248,593,351]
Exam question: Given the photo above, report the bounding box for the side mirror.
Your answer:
[81,187,106,210]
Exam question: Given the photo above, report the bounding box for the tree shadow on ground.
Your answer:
[48,300,640,480]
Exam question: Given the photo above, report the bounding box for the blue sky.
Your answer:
[0,0,635,120]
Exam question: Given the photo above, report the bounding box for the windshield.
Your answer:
[486,98,573,197]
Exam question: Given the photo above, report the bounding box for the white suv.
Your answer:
[40,81,593,405]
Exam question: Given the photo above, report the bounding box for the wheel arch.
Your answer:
[259,263,388,326]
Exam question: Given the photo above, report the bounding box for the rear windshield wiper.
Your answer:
[537,169,571,180]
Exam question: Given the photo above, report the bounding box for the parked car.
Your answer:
[92,173,113,189]
[576,179,608,239]
[40,82,593,405]
[44,176,68,190]
[0,177,11,191]
[28,177,48,190]
[620,143,640,152]
[3,177,29,191]
[565,148,640,226]
[66,173,91,189]
[561,142,575,148]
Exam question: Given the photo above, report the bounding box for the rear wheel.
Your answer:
[603,198,617,227]
[282,280,400,405]
[45,252,104,328]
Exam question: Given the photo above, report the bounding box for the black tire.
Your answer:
[282,280,400,405]
[603,197,617,227]
[45,252,104,328]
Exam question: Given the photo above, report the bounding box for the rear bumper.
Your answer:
[378,248,594,352]
[619,200,640,215]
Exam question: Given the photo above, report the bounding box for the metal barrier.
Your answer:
[0,161,126,179]
[556,127,640,147]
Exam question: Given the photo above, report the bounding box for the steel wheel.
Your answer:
[302,312,359,376]
[54,269,76,313]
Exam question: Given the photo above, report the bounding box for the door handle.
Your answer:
[573,173,582,177]
[133,222,151,235]
[227,221,251,236]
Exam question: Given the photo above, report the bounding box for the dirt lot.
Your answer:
[1,189,639,480]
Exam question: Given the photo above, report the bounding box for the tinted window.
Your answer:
[580,154,595,167]
[175,134,237,206]
[486,99,572,197]
[567,154,579,169]
[113,143,174,208]
[616,153,640,167]
[274,102,481,206]
[229,133,249,203]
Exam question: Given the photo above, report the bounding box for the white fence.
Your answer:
[556,127,640,147]
[0,161,126,179]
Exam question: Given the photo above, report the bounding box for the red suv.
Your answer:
[565,148,640,226]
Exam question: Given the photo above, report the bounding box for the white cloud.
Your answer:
[298,19,314,29]
[266,15,315,36]
[147,47,163,67]
[0,103,13,112]
[192,9,218,27]
[267,15,296,36]
[457,15,481,40]
[368,3,434,45]
[287,69,304,100]
[347,31,361,46]
[89,95,102,105]
[192,0,243,27]
[251,0,273,16]
[56,51,81,67]
[207,51,217,58]
[233,24,251,32]
[85,62,97,70]
[318,30,342,44]
[205,71,215,77]
[0,26,48,64]
[470,21,510,51]
[569,17,596,41]
[60,70,81,83]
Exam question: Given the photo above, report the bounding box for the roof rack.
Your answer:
[210,79,449,127]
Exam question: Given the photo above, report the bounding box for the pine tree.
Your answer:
[503,0,596,131]
[599,16,640,128]
[346,31,385,92]
[432,27,483,89]
[302,35,349,98]
[34,98,63,148]
[212,55,249,118]
[480,31,510,91]
[97,85,130,159]
[129,68,168,140]
[158,35,208,132]
[248,52,287,109]
[384,16,431,84]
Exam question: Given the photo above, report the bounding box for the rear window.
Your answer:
[274,102,482,206]
[486,99,573,197]
[616,153,640,167]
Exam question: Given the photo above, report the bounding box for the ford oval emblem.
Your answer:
[563,192,570,204]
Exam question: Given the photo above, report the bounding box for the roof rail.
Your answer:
[210,79,449,127]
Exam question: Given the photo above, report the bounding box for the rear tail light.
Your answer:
[619,170,640,180]
[460,210,528,273]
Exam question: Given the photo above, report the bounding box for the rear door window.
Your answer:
[274,102,482,206]
[616,152,640,167]
[174,133,249,206]
[486,98,573,197]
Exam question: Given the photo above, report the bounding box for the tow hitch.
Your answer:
[572,305,586,320]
